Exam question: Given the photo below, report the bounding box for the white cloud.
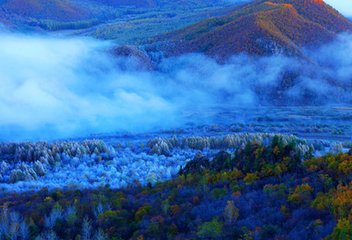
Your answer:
[0,31,351,140]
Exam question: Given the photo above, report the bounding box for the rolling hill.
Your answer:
[156,0,352,60]
[0,0,239,32]
[0,0,92,22]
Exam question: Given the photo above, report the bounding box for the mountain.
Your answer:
[155,0,352,60]
[0,0,91,22]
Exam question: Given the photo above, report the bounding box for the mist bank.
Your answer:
[0,31,351,140]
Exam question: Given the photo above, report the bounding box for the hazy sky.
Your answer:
[325,0,352,16]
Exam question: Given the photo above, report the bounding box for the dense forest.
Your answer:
[0,136,351,239]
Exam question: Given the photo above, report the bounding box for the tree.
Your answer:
[94,229,107,240]
[243,173,258,185]
[288,184,313,204]
[197,219,223,238]
[82,217,92,240]
[44,205,63,229]
[135,205,152,221]
[36,230,59,240]
[19,220,29,240]
[329,218,352,240]
[223,201,239,225]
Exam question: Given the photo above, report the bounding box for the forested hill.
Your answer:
[156,0,352,60]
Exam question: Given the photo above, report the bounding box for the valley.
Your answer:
[0,0,351,239]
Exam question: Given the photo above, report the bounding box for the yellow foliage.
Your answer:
[243,173,259,185]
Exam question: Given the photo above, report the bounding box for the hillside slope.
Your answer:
[0,0,91,22]
[156,0,352,60]
[86,0,157,8]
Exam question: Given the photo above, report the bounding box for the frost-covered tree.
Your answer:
[36,230,59,240]
[0,207,28,240]
[9,212,21,240]
[44,206,63,229]
[19,220,29,240]
[94,229,107,240]
[64,206,77,226]
[94,203,104,218]
[82,216,92,240]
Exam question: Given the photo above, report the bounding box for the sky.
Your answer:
[325,0,352,17]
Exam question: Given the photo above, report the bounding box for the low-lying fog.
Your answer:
[0,30,351,141]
